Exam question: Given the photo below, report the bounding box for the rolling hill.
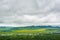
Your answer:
[0,25,60,35]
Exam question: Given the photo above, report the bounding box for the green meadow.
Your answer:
[0,27,60,40]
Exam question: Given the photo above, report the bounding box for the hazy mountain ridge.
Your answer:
[0,25,60,31]
[0,25,60,28]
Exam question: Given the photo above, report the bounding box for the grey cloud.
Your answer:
[0,0,60,26]
[0,0,55,16]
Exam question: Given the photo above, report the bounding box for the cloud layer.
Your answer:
[0,0,60,26]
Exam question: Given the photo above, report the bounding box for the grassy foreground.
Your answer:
[0,33,60,40]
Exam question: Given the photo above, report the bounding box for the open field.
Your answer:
[0,26,60,40]
[0,28,60,34]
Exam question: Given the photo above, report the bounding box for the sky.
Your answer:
[0,0,60,26]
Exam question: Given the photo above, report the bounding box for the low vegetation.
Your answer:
[0,33,60,40]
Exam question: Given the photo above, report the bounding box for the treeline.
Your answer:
[0,34,60,40]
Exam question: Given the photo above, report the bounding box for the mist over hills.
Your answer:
[0,25,60,28]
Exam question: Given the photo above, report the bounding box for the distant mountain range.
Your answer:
[26,25,60,28]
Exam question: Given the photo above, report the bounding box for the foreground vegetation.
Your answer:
[0,33,60,40]
[0,27,60,40]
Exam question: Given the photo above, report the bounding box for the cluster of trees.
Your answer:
[0,33,60,40]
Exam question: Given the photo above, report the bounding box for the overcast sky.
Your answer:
[0,0,60,26]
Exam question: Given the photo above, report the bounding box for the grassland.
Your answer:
[0,28,59,34]
[0,33,60,40]
[0,27,60,40]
